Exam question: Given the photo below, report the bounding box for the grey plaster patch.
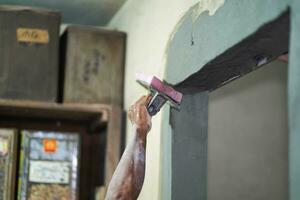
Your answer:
[170,91,208,200]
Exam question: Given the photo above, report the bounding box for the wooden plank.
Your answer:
[80,131,106,200]
[104,105,123,185]
[0,100,109,132]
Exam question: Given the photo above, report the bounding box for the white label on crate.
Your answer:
[29,160,70,184]
[17,28,49,44]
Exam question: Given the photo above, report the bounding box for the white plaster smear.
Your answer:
[192,0,225,20]
[172,0,225,41]
[108,1,224,199]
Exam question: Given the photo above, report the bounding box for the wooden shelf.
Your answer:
[0,99,110,132]
[0,99,123,198]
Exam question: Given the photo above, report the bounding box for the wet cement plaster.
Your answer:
[170,92,208,200]
[165,0,289,85]
[176,10,290,92]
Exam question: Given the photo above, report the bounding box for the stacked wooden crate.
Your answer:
[60,25,126,106]
[0,6,60,102]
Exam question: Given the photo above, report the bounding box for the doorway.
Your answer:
[208,60,288,199]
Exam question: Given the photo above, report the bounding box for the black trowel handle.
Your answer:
[147,93,167,116]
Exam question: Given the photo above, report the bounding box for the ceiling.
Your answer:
[0,0,126,26]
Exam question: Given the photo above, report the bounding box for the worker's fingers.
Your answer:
[129,94,152,119]
[145,94,152,105]
[135,95,148,105]
[136,95,147,102]
[128,104,134,114]
[136,94,152,107]
[128,105,134,121]
[128,95,152,134]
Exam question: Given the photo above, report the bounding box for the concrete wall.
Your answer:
[208,60,288,199]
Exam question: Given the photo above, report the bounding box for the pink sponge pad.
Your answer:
[136,73,183,104]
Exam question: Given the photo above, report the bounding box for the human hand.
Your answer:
[128,95,152,136]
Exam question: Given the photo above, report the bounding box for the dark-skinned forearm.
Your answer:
[105,127,147,200]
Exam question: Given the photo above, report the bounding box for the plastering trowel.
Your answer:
[136,73,183,116]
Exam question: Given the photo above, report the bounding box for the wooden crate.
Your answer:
[0,6,60,102]
[60,25,126,106]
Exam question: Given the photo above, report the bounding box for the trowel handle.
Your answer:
[147,92,167,116]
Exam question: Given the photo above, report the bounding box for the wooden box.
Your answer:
[0,129,18,200]
[0,6,60,102]
[60,26,126,106]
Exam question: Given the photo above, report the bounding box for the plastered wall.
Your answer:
[208,60,288,199]
[109,0,292,199]
[163,0,289,199]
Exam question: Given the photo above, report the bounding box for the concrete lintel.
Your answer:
[177,10,290,93]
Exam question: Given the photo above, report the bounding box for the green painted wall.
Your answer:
[288,0,300,199]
